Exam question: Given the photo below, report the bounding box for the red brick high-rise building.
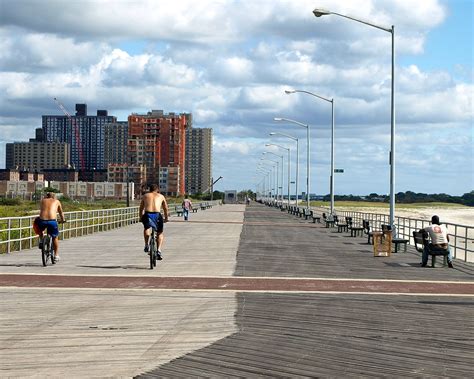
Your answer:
[128,110,190,196]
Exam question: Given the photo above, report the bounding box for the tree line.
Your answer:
[321,191,474,206]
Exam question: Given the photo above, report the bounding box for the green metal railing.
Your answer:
[0,201,220,254]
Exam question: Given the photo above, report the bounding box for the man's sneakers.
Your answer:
[144,245,162,259]
[54,255,60,262]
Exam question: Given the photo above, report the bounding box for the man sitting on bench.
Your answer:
[421,215,453,268]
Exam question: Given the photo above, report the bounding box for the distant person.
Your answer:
[33,192,66,261]
[182,195,193,221]
[246,196,250,205]
[139,184,169,259]
[420,215,454,268]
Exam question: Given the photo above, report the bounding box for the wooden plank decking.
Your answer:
[1,202,473,378]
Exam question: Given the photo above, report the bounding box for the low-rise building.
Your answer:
[0,180,45,197]
[42,168,79,182]
[46,181,133,200]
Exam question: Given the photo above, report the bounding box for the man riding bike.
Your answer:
[33,192,66,261]
[139,184,169,259]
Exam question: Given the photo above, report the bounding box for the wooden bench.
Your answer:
[311,212,321,223]
[348,218,364,237]
[322,213,335,228]
[304,208,312,220]
[175,206,183,217]
[363,220,377,244]
[192,208,198,213]
[413,231,449,267]
[382,224,409,253]
[337,216,349,233]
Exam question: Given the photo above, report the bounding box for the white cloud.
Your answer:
[1,0,471,195]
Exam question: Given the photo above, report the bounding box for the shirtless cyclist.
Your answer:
[139,184,169,259]
[34,192,66,261]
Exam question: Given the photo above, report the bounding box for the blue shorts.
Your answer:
[141,212,164,233]
[35,218,59,238]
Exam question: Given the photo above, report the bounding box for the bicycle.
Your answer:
[40,220,65,267]
[149,228,160,269]
[41,233,56,266]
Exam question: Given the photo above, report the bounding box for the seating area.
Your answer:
[174,201,213,216]
[259,201,455,268]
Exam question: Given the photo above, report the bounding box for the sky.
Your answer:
[0,0,472,196]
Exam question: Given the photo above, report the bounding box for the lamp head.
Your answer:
[284,90,295,94]
[313,8,331,17]
[274,117,283,121]
[269,132,276,135]
[265,144,271,146]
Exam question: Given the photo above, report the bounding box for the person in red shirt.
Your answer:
[182,195,193,221]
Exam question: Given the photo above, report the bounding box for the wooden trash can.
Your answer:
[373,231,392,257]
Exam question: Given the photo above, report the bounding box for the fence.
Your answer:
[0,201,220,254]
[313,206,473,263]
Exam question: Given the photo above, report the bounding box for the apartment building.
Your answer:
[107,163,147,191]
[185,127,212,194]
[5,141,70,171]
[42,104,116,171]
[105,121,128,166]
[128,110,190,195]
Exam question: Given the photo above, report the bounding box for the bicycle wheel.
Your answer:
[41,236,50,266]
[50,241,56,265]
[149,234,156,269]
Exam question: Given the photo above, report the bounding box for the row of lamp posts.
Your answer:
[256,7,396,230]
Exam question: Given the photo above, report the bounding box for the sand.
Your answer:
[334,206,473,228]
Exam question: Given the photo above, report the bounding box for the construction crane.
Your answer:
[53,97,85,171]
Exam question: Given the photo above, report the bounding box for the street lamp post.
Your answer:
[264,151,284,202]
[261,157,280,203]
[257,168,271,201]
[258,163,276,201]
[266,143,291,207]
[274,117,311,209]
[285,89,335,216]
[313,7,396,231]
[270,131,299,206]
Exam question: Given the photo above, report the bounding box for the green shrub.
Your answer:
[0,198,22,206]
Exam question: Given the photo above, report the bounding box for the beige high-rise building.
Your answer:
[5,142,70,171]
[185,127,212,195]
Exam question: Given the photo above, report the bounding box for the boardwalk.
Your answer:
[0,203,473,377]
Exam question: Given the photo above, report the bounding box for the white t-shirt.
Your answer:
[424,224,449,245]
